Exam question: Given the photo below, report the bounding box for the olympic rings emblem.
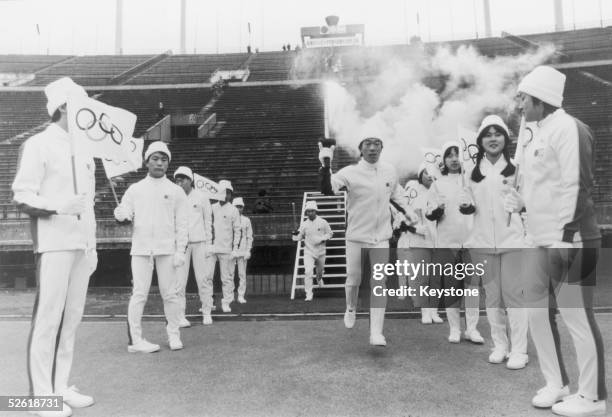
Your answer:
[76,108,124,145]
[460,138,479,164]
[521,126,534,148]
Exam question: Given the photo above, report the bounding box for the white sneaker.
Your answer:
[305,293,313,301]
[431,313,444,324]
[202,314,213,325]
[169,337,184,351]
[369,333,387,346]
[317,278,325,288]
[421,309,432,324]
[506,352,528,370]
[488,348,508,364]
[532,385,570,408]
[464,329,485,344]
[127,339,160,353]
[237,295,247,304]
[221,303,231,313]
[179,318,191,328]
[29,403,72,417]
[343,309,356,329]
[59,385,94,408]
[551,393,607,416]
[448,329,461,343]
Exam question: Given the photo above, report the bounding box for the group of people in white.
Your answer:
[10,64,607,417]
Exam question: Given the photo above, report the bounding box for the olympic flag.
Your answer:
[67,95,137,161]
[101,137,144,179]
[193,173,225,201]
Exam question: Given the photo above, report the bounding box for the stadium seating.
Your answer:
[246,51,296,81]
[0,54,71,74]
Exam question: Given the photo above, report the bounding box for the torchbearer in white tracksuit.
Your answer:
[114,141,188,353]
[504,66,607,416]
[319,137,417,346]
[12,77,97,417]
[230,197,253,304]
[208,179,241,313]
[173,166,213,327]
[461,115,529,370]
[292,201,333,301]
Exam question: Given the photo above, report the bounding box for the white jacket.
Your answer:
[394,184,436,249]
[293,216,333,257]
[211,202,241,254]
[464,158,526,250]
[118,175,188,256]
[235,214,253,255]
[12,124,97,253]
[184,189,213,244]
[515,109,600,246]
[332,159,413,244]
[429,173,473,248]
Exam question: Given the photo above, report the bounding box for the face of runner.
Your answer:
[175,175,192,194]
[444,148,461,174]
[236,205,244,215]
[221,189,233,205]
[305,209,317,220]
[361,138,383,164]
[421,169,433,189]
[517,92,543,122]
[481,126,506,158]
[147,152,169,178]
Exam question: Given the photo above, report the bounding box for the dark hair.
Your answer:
[470,124,516,183]
[531,96,559,118]
[418,169,427,185]
[440,146,459,176]
[50,108,61,123]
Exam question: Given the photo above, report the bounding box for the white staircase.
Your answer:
[290,191,347,300]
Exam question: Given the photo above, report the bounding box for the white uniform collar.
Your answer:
[481,156,507,175]
[358,158,379,170]
[48,123,69,140]
[146,174,167,183]
[537,108,564,128]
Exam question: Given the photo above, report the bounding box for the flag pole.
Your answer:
[67,101,81,220]
[108,178,120,205]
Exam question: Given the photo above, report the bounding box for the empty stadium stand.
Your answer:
[0,54,71,74]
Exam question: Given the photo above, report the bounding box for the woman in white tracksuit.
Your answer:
[393,165,442,324]
[12,77,97,416]
[173,166,213,327]
[461,115,529,369]
[320,137,417,346]
[114,141,188,353]
[426,142,481,344]
[231,197,253,304]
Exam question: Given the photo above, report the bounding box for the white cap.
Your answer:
[144,141,171,161]
[305,201,318,211]
[232,197,245,207]
[44,77,87,116]
[518,65,566,108]
[173,166,193,180]
[478,115,510,137]
[358,136,384,149]
[441,141,460,156]
[417,161,428,176]
[219,179,233,192]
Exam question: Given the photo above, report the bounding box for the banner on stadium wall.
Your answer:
[303,35,363,48]
[101,137,144,179]
[67,95,137,161]
[193,173,225,201]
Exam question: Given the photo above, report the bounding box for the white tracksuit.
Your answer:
[427,173,478,335]
[231,214,253,298]
[464,158,528,357]
[12,124,97,396]
[331,158,414,338]
[175,189,213,319]
[293,216,333,297]
[117,175,188,344]
[515,109,606,401]
[208,202,241,307]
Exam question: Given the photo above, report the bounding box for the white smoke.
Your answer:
[324,43,557,179]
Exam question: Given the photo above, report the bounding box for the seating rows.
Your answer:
[247,51,296,82]
[0,55,70,74]
[0,91,48,142]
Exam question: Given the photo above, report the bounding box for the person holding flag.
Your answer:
[173,166,213,327]
[231,197,253,304]
[319,136,417,346]
[505,65,606,416]
[292,201,333,301]
[114,141,188,353]
[12,77,97,416]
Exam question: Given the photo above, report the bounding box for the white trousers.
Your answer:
[303,252,325,297]
[208,253,234,305]
[231,256,248,298]
[28,250,95,396]
[128,255,181,344]
[175,242,211,318]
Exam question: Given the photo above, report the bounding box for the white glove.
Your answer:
[114,206,133,222]
[172,252,186,268]
[245,250,251,260]
[231,250,240,259]
[57,194,86,216]
[458,189,472,207]
[318,146,334,166]
[204,244,215,256]
[503,189,525,213]
[86,250,98,274]
[401,210,419,225]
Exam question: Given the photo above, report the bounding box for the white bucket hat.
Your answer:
[517,65,566,108]
[173,166,193,180]
[477,115,510,137]
[44,77,87,116]
[144,141,171,161]
[305,201,318,211]
[232,197,245,207]
[219,179,233,192]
